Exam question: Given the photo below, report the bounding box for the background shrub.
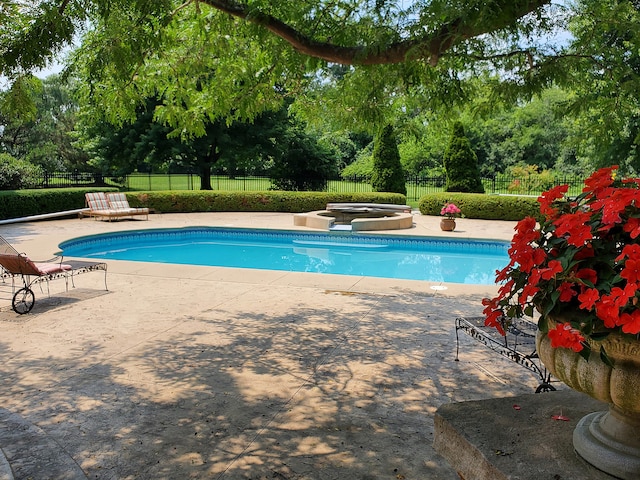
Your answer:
[0,189,407,220]
[127,191,407,214]
[0,153,43,190]
[0,187,117,220]
[419,192,540,221]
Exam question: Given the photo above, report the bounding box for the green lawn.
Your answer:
[122,173,585,204]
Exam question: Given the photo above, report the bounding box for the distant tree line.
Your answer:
[0,74,633,193]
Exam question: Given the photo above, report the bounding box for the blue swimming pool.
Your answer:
[59,227,509,284]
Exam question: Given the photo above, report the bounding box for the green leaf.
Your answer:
[578,342,591,362]
[537,315,549,334]
[523,304,534,317]
[590,331,611,341]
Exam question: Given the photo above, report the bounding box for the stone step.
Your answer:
[0,408,87,480]
[433,389,614,480]
[0,449,13,480]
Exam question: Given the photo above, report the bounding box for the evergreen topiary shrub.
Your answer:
[370,124,407,195]
[443,122,484,193]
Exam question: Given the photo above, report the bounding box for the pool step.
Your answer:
[0,408,88,480]
[329,224,352,231]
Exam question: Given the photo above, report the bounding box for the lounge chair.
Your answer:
[0,235,108,314]
[85,192,149,221]
[106,193,149,220]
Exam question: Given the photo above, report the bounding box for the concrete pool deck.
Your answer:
[0,212,606,479]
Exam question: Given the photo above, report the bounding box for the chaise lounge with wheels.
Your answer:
[0,235,108,314]
[85,192,149,221]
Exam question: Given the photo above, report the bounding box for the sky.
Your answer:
[34,61,65,79]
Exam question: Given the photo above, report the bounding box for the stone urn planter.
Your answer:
[439,218,456,231]
[536,316,640,479]
[483,167,640,479]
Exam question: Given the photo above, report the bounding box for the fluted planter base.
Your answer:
[536,316,640,480]
[573,408,640,479]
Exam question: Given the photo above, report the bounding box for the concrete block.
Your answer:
[433,389,614,480]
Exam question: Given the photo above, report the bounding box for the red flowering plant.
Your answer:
[483,166,640,363]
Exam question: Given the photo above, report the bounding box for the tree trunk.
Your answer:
[198,138,221,190]
[200,164,212,190]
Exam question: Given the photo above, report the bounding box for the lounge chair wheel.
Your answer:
[12,288,35,314]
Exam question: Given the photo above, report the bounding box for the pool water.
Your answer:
[59,227,509,285]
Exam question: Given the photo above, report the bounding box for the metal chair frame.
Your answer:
[0,235,107,314]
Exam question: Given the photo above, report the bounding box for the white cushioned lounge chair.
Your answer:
[85,192,149,221]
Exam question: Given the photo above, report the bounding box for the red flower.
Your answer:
[623,217,640,239]
[583,166,616,194]
[609,286,634,309]
[616,244,640,262]
[512,217,540,247]
[553,212,593,247]
[595,189,640,231]
[574,247,595,261]
[538,185,569,217]
[558,282,577,302]
[547,322,585,352]
[578,288,599,310]
[498,278,516,298]
[539,260,563,280]
[519,281,539,305]
[495,263,514,283]
[574,268,597,286]
[508,244,545,272]
[515,216,537,233]
[620,310,640,335]
[595,296,620,329]
[484,309,506,336]
[621,259,640,284]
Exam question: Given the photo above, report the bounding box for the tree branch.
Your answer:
[58,0,72,14]
[202,0,552,66]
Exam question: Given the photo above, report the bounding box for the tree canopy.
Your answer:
[0,2,584,125]
[1,0,639,171]
[2,1,556,73]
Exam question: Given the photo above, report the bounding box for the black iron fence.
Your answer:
[35,172,588,202]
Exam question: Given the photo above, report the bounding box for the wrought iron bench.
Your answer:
[0,235,107,314]
[455,316,555,393]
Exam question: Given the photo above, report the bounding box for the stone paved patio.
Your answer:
[0,212,550,479]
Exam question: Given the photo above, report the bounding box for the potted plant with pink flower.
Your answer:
[482,165,640,479]
[439,203,461,231]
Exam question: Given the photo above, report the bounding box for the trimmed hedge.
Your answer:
[126,191,407,213]
[419,193,540,221]
[0,187,119,220]
[0,189,406,220]
[0,188,541,222]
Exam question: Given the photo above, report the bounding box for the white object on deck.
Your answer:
[0,208,90,225]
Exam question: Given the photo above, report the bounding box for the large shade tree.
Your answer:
[0,74,89,171]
